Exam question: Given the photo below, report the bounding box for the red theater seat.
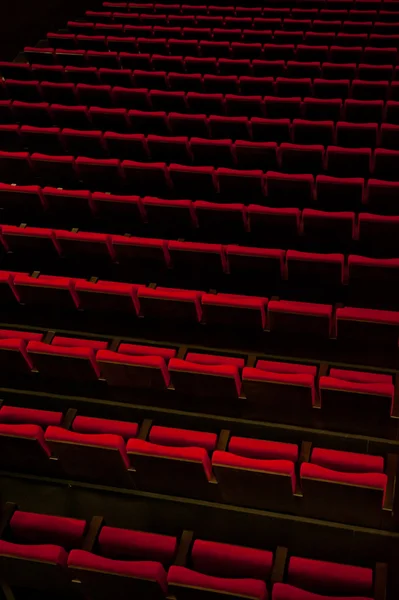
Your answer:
[45,425,131,485]
[138,287,203,322]
[287,556,373,597]
[169,354,243,398]
[127,427,215,495]
[214,436,298,511]
[14,274,80,309]
[201,293,268,330]
[337,306,399,345]
[97,345,173,389]
[75,280,140,313]
[269,300,333,338]
[358,213,399,256]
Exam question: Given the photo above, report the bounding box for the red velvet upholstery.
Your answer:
[287,556,373,596]
[10,511,86,546]
[118,343,176,360]
[44,426,129,468]
[0,406,62,427]
[98,526,177,563]
[310,447,384,474]
[272,583,371,600]
[191,539,273,579]
[256,360,317,376]
[168,565,268,600]
[184,353,245,369]
[301,463,387,503]
[67,549,168,593]
[213,451,296,493]
[242,367,316,406]
[0,423,50,456]
[228,437,299,463]
[149,426,217,452]
[126,438,213,480]
[168,358,242,396]
[0,540,68,565]
[27,341,101,378]
[72,416,138,440]
[96,350,171,387]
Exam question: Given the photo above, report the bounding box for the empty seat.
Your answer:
[0,183,45,218]
[147,135,191,164]
[266,172,314,207]
[268,300,333,338]
[336,122,378,148]
[276,78,312,98]
[337,305,399,345]
[240,76,274,96]
[76,157,122,191]
[50,104,91,129]
[252,118,291,143]
[170,354,243,399]
[217,168,264,200]
[127,426,216,497]
[76,83,112,107]
[111,236,169,274]
[139,284,203,322]
[327,146,371,178]
[194,201,246,240]
[13,101,52,127]
[316,175,364,211]
[62,129,106,158]
[169,164,216,199]
[358,213,399,256]
[0,151,32,184]
[280,144,324,175]
[344,99,384,123]
[287,251,344,288]
[123,160,170,195]
[209,116,250,140]
[242,360,317,423]
[225,95,264,118]
[204,75,238,94]
[303,209,355,252]
[313,78,350,99]
[187,92,224,115]
[248,205,300,247]
[104,133,149,161]
[351,79,389,101]
[302,98,342,121]
[1,225,60,259]
[190,138,234,168]
[292,120,334,146]
[235,141,277,170]
[13,274,79,309]
[97,344,174,389]
[202,293,267,331]
[169,112,209,138]
[374,149,399,181]
[264,97,302,119]
[367,179,399,214]
[226,246,284,288]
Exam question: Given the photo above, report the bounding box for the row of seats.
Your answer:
[8,58,399,82]
[100,1,399,13]
[0,405,393,526]
[2,226,399,286]
[3,124,399,163]
[6,77,399,106]
[2,150,399,193]
[0,506,379,599]
[3,97,399,130]
[71,17,399,36]
[1,272,399,344]
[67,21,399,40]
[24,44,399,66]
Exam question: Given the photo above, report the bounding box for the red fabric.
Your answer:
[149,425,217,453]
[336,306,399,326]
[228,436,299,462]
[118,343,176,360]
[0,329,42,341]
[67,550,168,593]
[349,256,399,270]
[192,539,273,579]
[126,438,212,481]
[98,526,177,563]
[256,360,317,377]
[168,565,268,600]
[301,463,387,502]
[287,250,344,266]
[0,540,67,565]
[329,368,392,385]
[272,583,371,600]
[0,339,33,369]
[288,556,373,596]
[75,280,139,312]
[243,368,315,404]
[51,336,108,350]
[169,358,241,396]
[268,300,333,317]
[44,426,129,468]
[226,246,285,261]
[310,447,384,474]
[202,293,267,309]
[10,511,86,546]
[319,376,394,404]
[97,350,170,387]
[0,423,50,456]
[185,352,245,369]
[138,287,203,321]
[0,406,62,427]
[72,416,138,440]
[27,341,101,378]
[212,451,296,492]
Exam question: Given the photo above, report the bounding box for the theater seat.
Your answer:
[13,274,80,309]
[358,213,399,257]
[287,556,373,597]
[45,425,132,486]
[75,280,140,313]
[138,287,203,323]
[169,354,243,398]
[127,427,216,497]
[243,361,317,423]
[201,294,268,331]
[268,300,333,338]
[97,344,174,390]
[272,583,371,600]
[214,435,298,511]
[67,549,168,599]
[337,306,399,346]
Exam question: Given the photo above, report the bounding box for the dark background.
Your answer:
[0,0,99,60]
